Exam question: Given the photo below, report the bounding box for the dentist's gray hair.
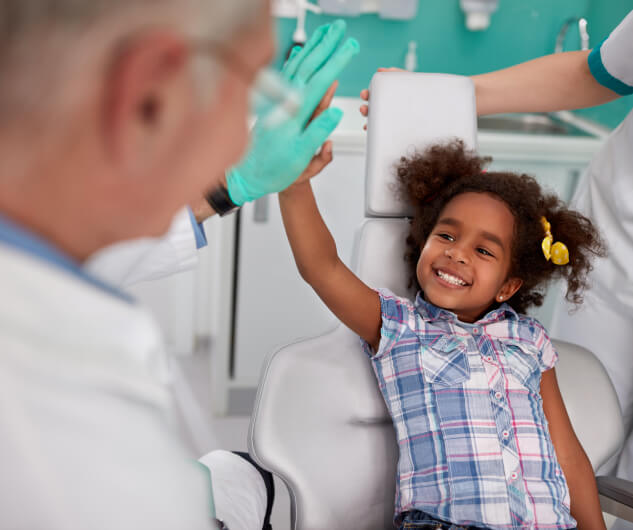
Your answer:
[0,0,264,124]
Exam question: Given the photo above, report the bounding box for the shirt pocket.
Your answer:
[420,335,470,387]
[500,339,542,393]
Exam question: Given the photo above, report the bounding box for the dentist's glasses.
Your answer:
[192,40,302,129]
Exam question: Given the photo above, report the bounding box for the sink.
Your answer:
[478,113,593,136]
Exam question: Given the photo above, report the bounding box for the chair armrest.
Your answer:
[597,475,633,523]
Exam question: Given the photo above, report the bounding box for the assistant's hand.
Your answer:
[226,20,359,206]
[359,67,403,130]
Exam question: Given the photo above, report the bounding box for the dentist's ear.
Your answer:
[103,31,191,175]
[496,277,522,303]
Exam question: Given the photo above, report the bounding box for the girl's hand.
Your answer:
[284,80,338,190]
[290,140,333,187]
[359,67,405,130]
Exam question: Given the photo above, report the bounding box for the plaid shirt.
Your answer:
[361,289,576,529]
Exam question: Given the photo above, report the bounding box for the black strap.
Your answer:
[232,451,275,530]
[205,185,239,217]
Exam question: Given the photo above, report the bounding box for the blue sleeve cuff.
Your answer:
[187,207,208,249]
[588,39,633,96]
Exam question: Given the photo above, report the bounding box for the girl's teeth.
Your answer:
[437,270,466,286]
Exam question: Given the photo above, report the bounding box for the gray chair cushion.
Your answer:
[555,339,624,471]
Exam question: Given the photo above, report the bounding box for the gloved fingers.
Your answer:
[296,37,359,126]
[297,107,343,158]
[293,19,347,85]
[281,23,330,81]
[283,45,303,72]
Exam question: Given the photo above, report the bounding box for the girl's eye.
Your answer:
[477,247,494,257]
[438,233,454,241]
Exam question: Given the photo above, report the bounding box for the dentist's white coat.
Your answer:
[84,207,200,287]
[0,210,266,530]
[0,242,213,529]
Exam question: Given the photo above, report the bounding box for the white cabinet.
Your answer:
[486,160,582,204]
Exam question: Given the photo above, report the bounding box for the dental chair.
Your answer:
[249,73,633,529]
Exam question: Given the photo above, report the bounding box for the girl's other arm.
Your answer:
[278,172,381,351]
[540,368,606,530]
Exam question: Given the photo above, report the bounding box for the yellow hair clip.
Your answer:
[541,217,569,265]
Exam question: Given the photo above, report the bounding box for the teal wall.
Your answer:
[274,0,633,129]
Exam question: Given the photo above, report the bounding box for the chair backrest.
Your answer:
[248,73,624,529]
[364,73,477,218]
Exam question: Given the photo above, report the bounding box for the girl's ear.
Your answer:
[495,277,523,303]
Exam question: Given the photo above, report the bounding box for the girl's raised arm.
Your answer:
[279,168,381,352]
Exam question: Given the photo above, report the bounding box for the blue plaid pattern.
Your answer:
[361,289,576,529]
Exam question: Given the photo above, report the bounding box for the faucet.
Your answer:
[555,17,589,53]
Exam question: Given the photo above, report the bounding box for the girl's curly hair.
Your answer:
[396,139,606,315]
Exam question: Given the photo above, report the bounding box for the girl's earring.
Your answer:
[499,295,504,301]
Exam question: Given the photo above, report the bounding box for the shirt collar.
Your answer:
[0,212,132,303]
[414,291,518,325]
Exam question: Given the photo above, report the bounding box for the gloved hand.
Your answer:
[226,20,360,206]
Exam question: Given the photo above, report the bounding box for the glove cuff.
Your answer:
[226,169,251,206]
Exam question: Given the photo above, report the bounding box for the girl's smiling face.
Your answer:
[416,192,523,322]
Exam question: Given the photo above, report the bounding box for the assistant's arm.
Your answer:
[359,53,618,122]
[472,51,619,116]
[540,368,606,530]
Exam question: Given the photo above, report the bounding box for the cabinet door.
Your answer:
[233,150,366,384]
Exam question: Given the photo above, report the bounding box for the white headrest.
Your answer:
[365,72,477,217]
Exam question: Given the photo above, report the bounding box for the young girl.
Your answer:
[279,139,607,529]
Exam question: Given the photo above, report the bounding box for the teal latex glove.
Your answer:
[227,20,360,205]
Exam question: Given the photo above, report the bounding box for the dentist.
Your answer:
[0,1,357,529]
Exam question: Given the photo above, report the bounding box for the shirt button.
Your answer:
[502,430,510,438]
[486,356,493,362]
[495,391,503,400]
[490,312,497,319]
[472,328,480,335]
[511,471,518,480]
